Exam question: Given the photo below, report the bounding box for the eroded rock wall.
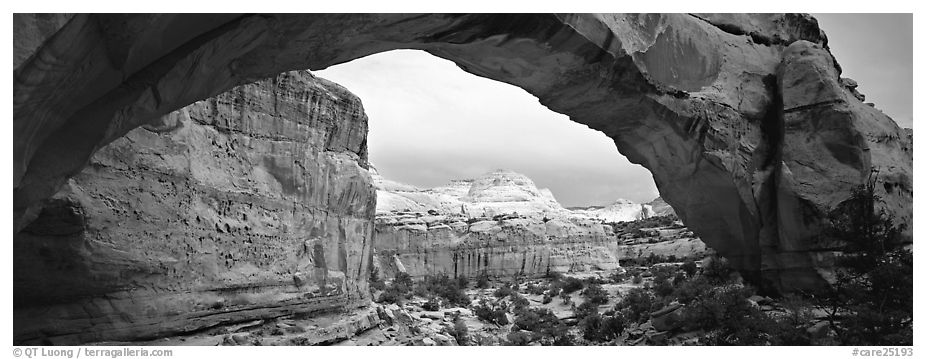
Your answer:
[13,71,375,344]
[374,214,620,279]
[14,13,913,296]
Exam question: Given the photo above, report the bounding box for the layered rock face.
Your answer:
[571,200,656,223]
[374,168,568,217]
[375,214,621,279]
[646,197,677,217]
[14,71,375,344]
[373,170,622,279]
[14,14,912,295]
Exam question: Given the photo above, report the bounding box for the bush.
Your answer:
[369,267,386,291]
[702,255,734,283]
[511,293,531,312]
[526,282,548,295]
[474,272,491,289]
[819,175,913,345]
[513,308,571,345]
[422,297,440,311]
[546,270,564,282]
[474,300,509,325]
[559,277,584,294]
[681,258,698,277]
[614,287,658,323]
[671,276,713,305]
[581,282,609,305]
[574,301,598,320]
[415,273,471,307]
[680,284,775,345]
[375,272,415,304]
[505,331,532,346]
[581,312,626,342]
[541,294,553,304]
[377,284,411,305]
[651,265,677,298]
[631,274,643,285]
[559,291,572,305]
[447,315,470,346]
[493,284,515,298]
[394,272,414,289]
[456,275,470,288]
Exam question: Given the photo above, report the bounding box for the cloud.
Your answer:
[814,13,912,128]
[315,49,658,206]
[314,16,911,206]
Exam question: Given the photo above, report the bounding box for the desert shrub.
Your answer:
[511,293,531,312]
[574,301,598,320]
[559,291,572,305]
[681,258,698,277]
[505,331,533,346]
[541,295,553,305]
[671,276,714,305]
[527,282,548,295]
[680,284,776,345]
[377,284,411,305]
[415,273,471,307]
[493,284,515,298]
[474,300,509,325]
[422,297,440,311]
[702,255,734,283]
[581,282,609,305]
[456,275,470,289]
[369,267,386,291]
[546,270,564,282]
[765,295,815,345]
[608,270,628,283]
[475,272,490,289]
[581,312,626,342]
[513,308,571,345]
[819,176,913,345]
[614,287,658,323]
[394,272,413,288]
[651,265,677,298]
[560,277,584,294]
[376,271,416,304]
[447,315,470,346]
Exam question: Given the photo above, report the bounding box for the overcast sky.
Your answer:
[315,14,912,207]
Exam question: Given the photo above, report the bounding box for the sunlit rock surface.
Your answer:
[14,71,375,344]
[371,171,656,279]
[14,13,912,313]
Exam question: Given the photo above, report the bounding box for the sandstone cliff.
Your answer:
[375,212,621,279]
[372,170,624,279]
[14,71,375,344]
[646,197,677,217]
[14,13,912,299]
[571,199,656,223]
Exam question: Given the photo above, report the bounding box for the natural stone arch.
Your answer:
[14,12,911,299]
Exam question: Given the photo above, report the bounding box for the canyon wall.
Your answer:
[14,13,912,299]
[13,71,376,344]
[374,214,620,279]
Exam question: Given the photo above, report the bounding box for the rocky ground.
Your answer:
[102,216,842,347]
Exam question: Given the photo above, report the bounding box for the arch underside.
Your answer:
[12,13,912,344]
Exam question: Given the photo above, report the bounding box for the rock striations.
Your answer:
[13,13,914,341]
[14,71,376,344]
[372,169,670,280]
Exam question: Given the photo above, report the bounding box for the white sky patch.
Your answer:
[315,14,912,207]
[316,49,659,207]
